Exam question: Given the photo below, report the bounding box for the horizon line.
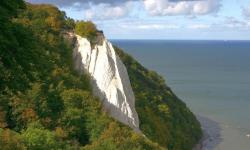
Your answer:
[109,38,250,41]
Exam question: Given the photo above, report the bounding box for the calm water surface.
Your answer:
[112,40,250,150]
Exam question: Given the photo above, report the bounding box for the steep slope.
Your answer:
[73,34,140,131]
[0,2,165,150]
[115,47,202,150]
[0,1,202,150]
[72,29,202,149]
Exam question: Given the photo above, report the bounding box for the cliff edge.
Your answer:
[73,34,140,131]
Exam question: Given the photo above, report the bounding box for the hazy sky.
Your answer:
[26,0,250,40]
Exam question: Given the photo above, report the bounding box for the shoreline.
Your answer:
[193,115,222,150]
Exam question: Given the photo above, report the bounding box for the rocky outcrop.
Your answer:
[73,34,140,131]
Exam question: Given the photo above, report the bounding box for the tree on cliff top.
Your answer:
[75,21,97,41]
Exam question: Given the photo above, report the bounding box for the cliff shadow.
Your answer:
[72,38,86,73]
[90,78,140,132]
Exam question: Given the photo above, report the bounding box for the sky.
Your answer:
[26,0,250,40]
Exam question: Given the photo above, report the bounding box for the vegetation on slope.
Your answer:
[75,21,98,42]
[115,47,202,150]
[0,1,201,149]
[0,1,164,150]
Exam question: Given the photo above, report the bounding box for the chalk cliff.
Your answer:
[73,34,140,131]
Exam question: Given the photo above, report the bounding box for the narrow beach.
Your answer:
[193,116,222,150]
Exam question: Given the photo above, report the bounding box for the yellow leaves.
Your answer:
[89,121,167,150]
[0,107,8,128]
[158,104,170,115]
[41,117,52,126]
[130,132,141,142]
[27,83,42,100]
[0,129,26,150]
[46,16,62,31]
[152,95,163,102]
[143,106,170,146]
[52,67,62,77]
[55,127,67,139]
[21,108,37,123]
[46,33,57,47]
[75,21,98,41]
[12,18,31,27]
[166,90,173,96]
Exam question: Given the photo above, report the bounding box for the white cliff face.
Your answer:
[73,35,140,131]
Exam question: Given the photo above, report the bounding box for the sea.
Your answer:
[111,40,250,150]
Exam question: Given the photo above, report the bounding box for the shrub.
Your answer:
[75,21,97,41]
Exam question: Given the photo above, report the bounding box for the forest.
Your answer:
[0,1,201,150]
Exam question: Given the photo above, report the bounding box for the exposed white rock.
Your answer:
[73,34,140,131]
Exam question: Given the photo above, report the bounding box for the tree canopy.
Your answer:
[75,21,98,42]
[0,1,201,150]
[0,1,164,149]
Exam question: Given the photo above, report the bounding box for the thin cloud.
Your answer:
[26,0,137,19]
[121,23,180,29]
[187,24,210,29]
[137,24,180,29]
[26,0,137,7]
[84,3,130,20]
[242,5,250,20]
[143,0,221,16]
[224,17,250,29]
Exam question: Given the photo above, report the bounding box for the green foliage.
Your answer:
[0,1,202,149]
[115,47,202,150]
[0,0,25,20]
[21,122,66,150]
[0,128,26,150]
[75,21,97,41]
[0,1,167,150]
[83,122,165,150]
